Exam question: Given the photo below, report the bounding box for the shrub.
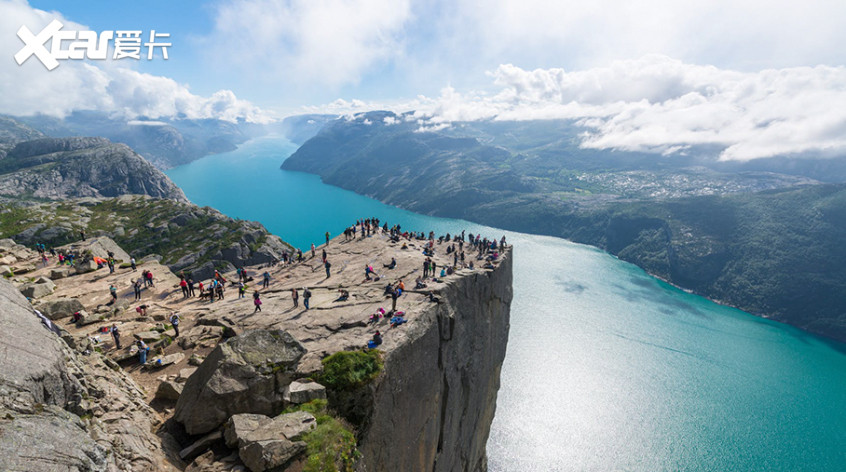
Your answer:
[319,350,382,391]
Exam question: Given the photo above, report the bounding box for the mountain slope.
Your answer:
[0,136,187,201]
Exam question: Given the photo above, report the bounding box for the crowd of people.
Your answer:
[35,217,508,366]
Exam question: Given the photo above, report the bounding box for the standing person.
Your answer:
[325,260,331,278]
[431,260,437,279]
[253,292,262,313]
[325,231,331,245]
[238,282,246,298]
[188,279,196,297]
[137,339,148,365]
[109,284,118,304]
[423,258,429,278]
[322,249,327,264]
[133,278,142,301]
[291,288,299,308]
[262,271,271,289]
[111,324,121,350]
[303,287,311,310]
[180,278,188,298]
[146,270,154,287]
[169,312,181,337]
[108,257,115,274]
[130,256,137,271]
[390,285,399,312]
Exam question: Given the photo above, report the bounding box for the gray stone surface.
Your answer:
[174,330,306,435]
[0,407,109,472]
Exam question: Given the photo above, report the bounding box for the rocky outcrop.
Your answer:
[174,330,307,435]
[5,196,293,282]
[0,137,187,201]
[0,277,174,471]
[358,246,513,472]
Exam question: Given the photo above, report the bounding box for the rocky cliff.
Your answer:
[359,245,512,471]
[1,195,292,281]
[0,136,188,201]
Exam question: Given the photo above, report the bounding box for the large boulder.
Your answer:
[19,281,54,299]
[50,267,71,280]
[239,438,306,472]
[36,298,86,320]
[58,236,130,262]
[174,330,306,435]
[224,413,272,449]
[155,380,183,402]
[283,380,327,404]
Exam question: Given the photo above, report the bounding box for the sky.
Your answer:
[3,0,846,160]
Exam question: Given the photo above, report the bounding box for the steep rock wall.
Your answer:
[359,247,513,472]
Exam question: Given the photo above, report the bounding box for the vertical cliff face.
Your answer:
[359,247,513,472]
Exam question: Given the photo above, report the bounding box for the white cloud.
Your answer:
[0,0,270,122]
[205,0,411,89]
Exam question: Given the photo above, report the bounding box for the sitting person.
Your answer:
[428,291,440,303]
[383,257,397,269]
[367,330,383,348]
[336,289,350,302]
[415,277,427,289]
[72,311,83,323]
[401,242,408,250]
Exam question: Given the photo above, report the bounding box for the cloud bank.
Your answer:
[315,56,846,161]
[0,0,269,122]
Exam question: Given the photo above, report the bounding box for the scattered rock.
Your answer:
[188,354,205,366]
[174,330,306,435]
[244,411,316,443]
[185,450,217,472]
[135,331,162,343]
[49,267,71,279]
[177,367,197,383]
[224,413,272,449]
[155,380,183,402]
[75,260,98,274]
[179,430,225,462]
[239,438,306,472]
[11,263,36,274]
[283,380,327,404]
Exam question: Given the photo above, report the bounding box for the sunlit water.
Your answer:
[168,136,846,471]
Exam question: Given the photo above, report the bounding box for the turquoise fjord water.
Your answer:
[167,136,846,471]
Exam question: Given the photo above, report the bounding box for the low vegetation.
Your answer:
[318,350,383,391]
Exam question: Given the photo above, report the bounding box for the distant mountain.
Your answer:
[0,135,187,201]
[11,111,259,170]
[283,111,846,342]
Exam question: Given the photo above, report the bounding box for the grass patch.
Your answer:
[286,399,360,472]
[318,350,383,391]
